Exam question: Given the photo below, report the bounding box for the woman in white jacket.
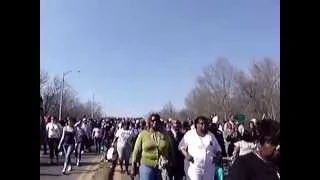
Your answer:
[179,116,222,180]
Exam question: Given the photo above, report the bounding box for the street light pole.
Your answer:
[58,70,79,121]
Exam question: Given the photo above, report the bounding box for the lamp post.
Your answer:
[58,70,80,121]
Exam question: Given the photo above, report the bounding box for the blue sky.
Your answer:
[40,0,279,117]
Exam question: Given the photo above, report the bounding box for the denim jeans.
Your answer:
[48,138,59,160]
[63,144,75,169]
[139,164,161,180]
[94,137,102,154]
[75,142,84,161]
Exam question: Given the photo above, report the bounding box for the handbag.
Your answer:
[158,155,169,169]
[152,132,169,170]
[106,147,117,161]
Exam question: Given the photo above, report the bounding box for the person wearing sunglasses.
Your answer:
[227,119,280,180]
[131,113,172,180]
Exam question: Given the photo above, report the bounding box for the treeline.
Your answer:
[157,57,280,122]
[40,70,103,119]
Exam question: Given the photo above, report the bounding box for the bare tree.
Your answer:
[160,101,178,119]
[183,57,280,121]
[178,108,196,121]
[185,58,237,119]
[40,70,49,90]
[249,58,280,120]
[41,74,104,120]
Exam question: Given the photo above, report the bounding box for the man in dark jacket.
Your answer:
[209,123,227,157]
[167,119,185,180]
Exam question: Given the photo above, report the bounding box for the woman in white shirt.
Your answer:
[113,121,133,174]
[46,116,62,164]
[92,124,102,155]
[179,116,222,180]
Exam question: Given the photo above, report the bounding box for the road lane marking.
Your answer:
[76,156,101,180]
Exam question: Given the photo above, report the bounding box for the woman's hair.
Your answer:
[68,118,76,125]
[182,121,190,130]
[140,120,146,127]
[123,121,130,129]
[256,119,280,145]
[50,116,56,121]
[194,116,209,126]
[146,113,161,129]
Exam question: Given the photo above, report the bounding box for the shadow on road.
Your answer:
[40,161,98,167]
[40,163,58,166]
[71,168,100,174]
[77,161,99,166]
[40,173,61,176]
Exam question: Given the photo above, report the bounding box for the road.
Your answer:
[106,165,138,180]
[40,149,230,180]
[40,150,104,180]
[40,149,136,180]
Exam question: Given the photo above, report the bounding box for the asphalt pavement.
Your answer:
[40,149,103,180]
[40,148,230,180]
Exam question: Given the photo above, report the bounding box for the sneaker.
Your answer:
[62,168,66,175]
[67,165,72,172]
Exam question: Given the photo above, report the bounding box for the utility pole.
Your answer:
[58,70,80,121]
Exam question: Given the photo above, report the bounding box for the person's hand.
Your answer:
[186,153,194,163]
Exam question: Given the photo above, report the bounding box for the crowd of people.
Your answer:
[40,113,280,180]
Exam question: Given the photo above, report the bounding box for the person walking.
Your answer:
[113,121,134,174]
[167,119,185,180]
[227,119,280,180]
[58,118,76,174]
[46,116,62,164]
[40,115,48,155]
[179,116,222,180]
[75,119,86,166]
[92,124,103,155]
[131,113,172,180]
[81,118,91,152]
